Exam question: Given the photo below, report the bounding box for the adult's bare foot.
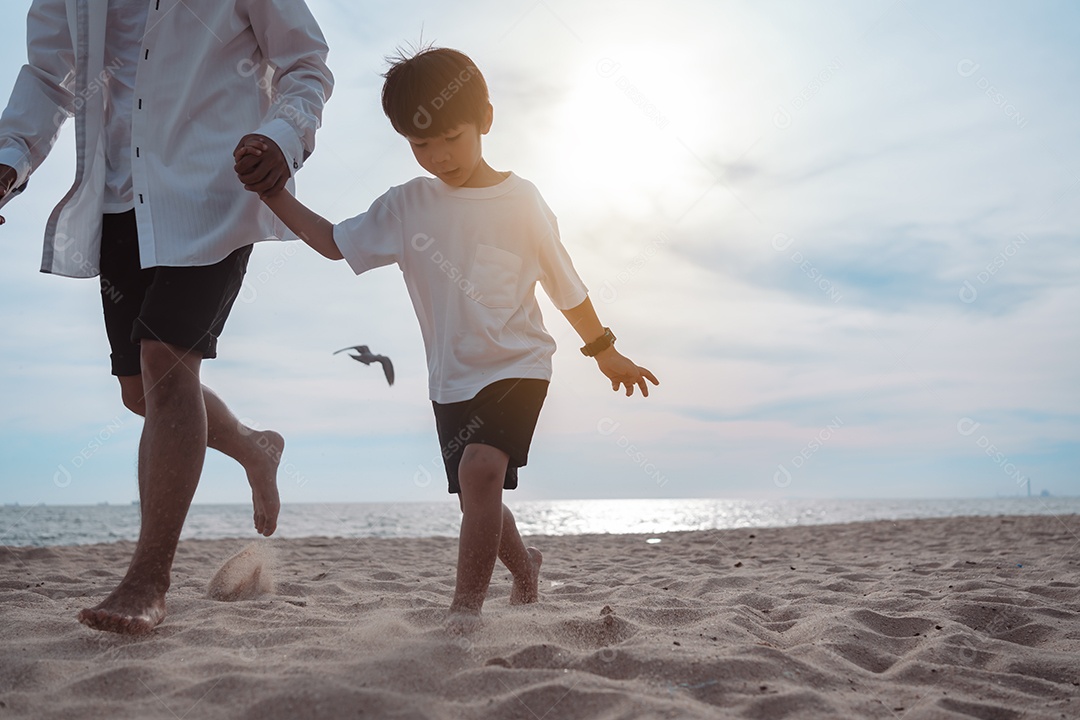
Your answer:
[77,582,166,636]
[246,430,283,537]
[510,547,542,605]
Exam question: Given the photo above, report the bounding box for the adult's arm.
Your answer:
[245,0,334,182]
[0,164,18,223]
[0,0,75,210]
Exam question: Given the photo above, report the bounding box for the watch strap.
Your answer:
[581,327,616,357]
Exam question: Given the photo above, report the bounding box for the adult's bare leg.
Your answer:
[78,340,207,635]
[205,386,283,536]
[118,376,282,536]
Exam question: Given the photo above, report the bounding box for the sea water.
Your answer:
[2,496,1078,547]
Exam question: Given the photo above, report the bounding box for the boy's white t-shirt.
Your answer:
[333,173,588,404]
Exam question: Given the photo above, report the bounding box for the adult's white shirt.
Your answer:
[333,173,590,404]
[100,0,146,214]
[0,0,334,277]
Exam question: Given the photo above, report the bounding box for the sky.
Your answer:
[0,0,1077,507]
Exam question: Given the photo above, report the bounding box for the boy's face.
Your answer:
[405,105,494,188]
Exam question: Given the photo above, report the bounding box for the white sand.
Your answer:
[207,543,275,602]
[1,514,1078,719]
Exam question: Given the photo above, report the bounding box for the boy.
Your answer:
[236,47,658,628]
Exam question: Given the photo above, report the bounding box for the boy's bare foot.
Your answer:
[247,430,283,536]
[510,547,542,605]
[77,582,166,636]
[445,609,483,636]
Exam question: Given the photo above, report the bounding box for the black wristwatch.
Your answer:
[580,327,616,357]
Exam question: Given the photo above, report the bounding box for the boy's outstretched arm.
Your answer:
[234,140,342,260]
[561,296,659,397]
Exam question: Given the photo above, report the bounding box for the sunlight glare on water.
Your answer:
[2,496,1078,547]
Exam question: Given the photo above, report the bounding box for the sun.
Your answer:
[546,63,681,214]
[538,43,745,226]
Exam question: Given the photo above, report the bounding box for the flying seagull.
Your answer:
[334,345,394,386]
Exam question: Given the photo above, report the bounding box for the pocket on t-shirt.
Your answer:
[469,244,522,309]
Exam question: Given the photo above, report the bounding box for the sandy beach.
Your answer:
[1,514,1078,719]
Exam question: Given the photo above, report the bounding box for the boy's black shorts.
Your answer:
[99,210,252,377]
[433,378,549,494]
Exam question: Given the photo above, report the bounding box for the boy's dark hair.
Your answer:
[381,47,490,138]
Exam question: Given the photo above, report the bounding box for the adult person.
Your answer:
[0,0,334,635]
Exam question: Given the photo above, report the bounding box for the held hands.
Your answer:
[594,347,660,397]
[0,164,18,225]
[233,135,289,198]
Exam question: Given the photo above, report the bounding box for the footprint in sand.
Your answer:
[208,543,274,601]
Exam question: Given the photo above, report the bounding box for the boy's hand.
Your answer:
[233,134,289,198]
[0,164,18,225]
[595,348,659,397]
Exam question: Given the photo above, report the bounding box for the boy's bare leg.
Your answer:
[450,444,507,619]
[118,376,282,536]
[450,444,542,625]
[79,341,207,635]
[499,505,542,605]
